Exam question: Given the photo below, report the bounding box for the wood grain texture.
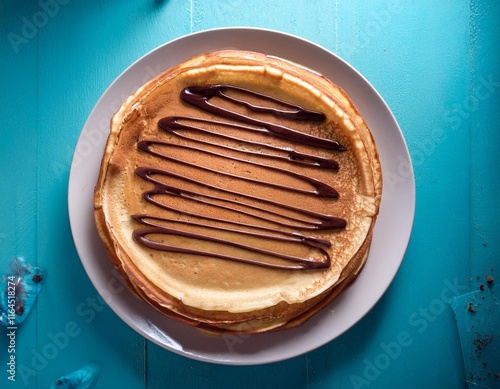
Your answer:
[0,1,40,387]
[1,0,498,388]
[469,0,500,286]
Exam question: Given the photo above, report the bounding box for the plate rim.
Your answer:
[68,26,415,365]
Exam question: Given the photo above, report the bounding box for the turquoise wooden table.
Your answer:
[1,1,499,388]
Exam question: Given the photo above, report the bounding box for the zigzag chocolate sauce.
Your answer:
[132,85,347,270]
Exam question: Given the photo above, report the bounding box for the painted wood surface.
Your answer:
[1,1,498,388]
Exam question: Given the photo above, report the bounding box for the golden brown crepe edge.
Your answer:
[93,49,382,334]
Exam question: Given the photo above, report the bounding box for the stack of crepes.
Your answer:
[94,50,382,334]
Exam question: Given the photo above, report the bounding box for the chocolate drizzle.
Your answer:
[137,140,339,198]
[132,84,347,270]
[157,116,340,169]
[181,85,345,151]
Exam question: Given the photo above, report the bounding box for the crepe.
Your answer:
[94,50,382,334]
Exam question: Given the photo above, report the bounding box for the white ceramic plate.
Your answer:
[68,27,414,365]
